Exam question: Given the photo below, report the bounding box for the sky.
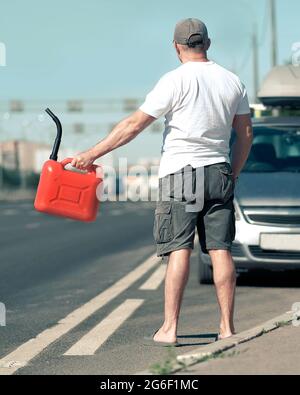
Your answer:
[0,0,299,101]
[0,0,299,162]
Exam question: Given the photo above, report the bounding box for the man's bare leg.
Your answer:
[154,249,191,344]
[209,249,236,339]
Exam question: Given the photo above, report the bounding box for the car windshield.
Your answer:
[232,125,300,173]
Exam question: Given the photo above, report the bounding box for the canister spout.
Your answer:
[45,108,62,161]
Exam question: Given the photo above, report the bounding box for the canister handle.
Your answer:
[61,158,98,176]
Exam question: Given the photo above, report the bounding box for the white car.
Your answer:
[199,116,300,283]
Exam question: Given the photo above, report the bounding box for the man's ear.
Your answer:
[174,41,180,55]
[206,38,211,51]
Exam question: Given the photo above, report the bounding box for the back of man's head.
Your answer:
[174,18,210,53]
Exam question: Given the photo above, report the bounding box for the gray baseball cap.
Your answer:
[174,18,209,48]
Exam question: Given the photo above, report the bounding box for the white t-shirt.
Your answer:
[139,61,250,178]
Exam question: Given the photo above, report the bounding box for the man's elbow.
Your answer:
[234,118,253,142]
[237,126,253,143]
[247,124,254,141]
[128,110,155,135]
[120,118,142,140]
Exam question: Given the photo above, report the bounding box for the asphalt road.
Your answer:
[0,200,300,375]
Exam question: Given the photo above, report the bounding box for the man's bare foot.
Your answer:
[219,322,236,340]
[218,332,234,340]
[153,327,177,344]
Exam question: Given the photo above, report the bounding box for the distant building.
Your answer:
[0,99,163,192]
[0,99,164,165]
[0,140,51,172]
[0,139,114,173]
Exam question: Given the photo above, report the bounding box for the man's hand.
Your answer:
[71,150,96,170]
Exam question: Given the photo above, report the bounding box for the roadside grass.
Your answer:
[274,320,292,328]
[218,348,248,359]
[150,347,185,375]
[149,347,248,375]
[199,348,248,362]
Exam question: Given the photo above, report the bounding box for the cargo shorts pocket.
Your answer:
[218,165,235,201]
[153,202,173,243]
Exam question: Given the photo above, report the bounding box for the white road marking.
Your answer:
[0,254,159,375]
[25,223,41,230]
[110,209,122,216]
[1,209,18,216]
[64,299,144,356]
[29,211,40,216]
[19,203,33,209]
[139,263,166,290]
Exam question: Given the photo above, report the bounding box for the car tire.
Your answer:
[199,253,213,284]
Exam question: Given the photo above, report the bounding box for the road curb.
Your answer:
[136,310,294,375]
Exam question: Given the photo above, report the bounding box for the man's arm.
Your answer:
[231,114,253,180]
[71,110,155,169]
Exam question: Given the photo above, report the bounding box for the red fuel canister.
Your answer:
[34,109,102,222]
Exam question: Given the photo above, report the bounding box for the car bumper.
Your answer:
[201,242,300,271]
[201,207,300,271]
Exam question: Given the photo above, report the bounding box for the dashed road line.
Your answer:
[110,209,123,216]
[139,263,166,290]
[29,210,41,216]
[19,203,33,209]
[0,254,159,375]
[25,223,41,230]
[1,209,18,216]
[64,299,144,356]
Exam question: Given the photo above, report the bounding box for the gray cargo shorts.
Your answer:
[154,162,236,257]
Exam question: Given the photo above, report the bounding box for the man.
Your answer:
[71,18,253,345]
